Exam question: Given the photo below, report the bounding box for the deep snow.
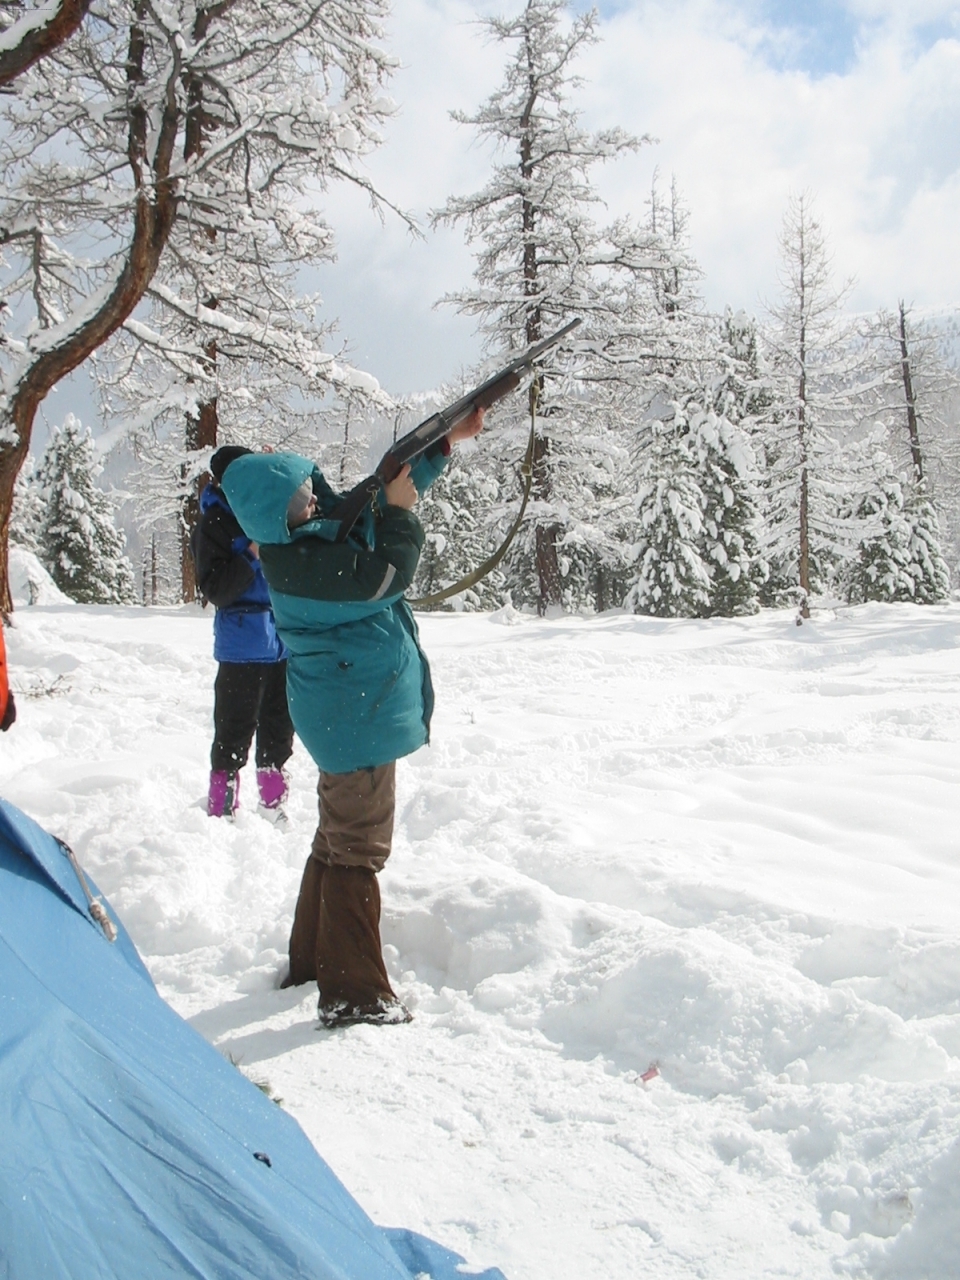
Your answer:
[2,581,959,1279]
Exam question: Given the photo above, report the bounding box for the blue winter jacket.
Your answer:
[193,484,287,664]
[220,449,447,774]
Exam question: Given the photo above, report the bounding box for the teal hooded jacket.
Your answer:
[220,448,447,774]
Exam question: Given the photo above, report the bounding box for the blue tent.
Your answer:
[0,798,505,1280]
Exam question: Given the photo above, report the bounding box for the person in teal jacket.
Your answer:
[220,409,483,1027]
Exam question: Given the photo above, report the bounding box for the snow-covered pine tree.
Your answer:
[9,454,46,556]
[902,488,952,602]
[36,415,135,603]
[699,309,773,614]
[857,302,953,598]
[714,309,774,441]
[760,193,877,617]
[846,464,951,605]
[693,408,765,615]
[616,179,764,616]
[432,0,654,615]
[408,446,507,611]
[624,410,711,617]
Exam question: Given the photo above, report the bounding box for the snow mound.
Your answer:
[8,546,71,606]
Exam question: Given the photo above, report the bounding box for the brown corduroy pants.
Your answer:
[285,764,397,1009]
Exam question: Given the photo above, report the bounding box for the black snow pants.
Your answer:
[210,660,294,773]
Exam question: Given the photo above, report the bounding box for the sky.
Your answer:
[312,0,960,394]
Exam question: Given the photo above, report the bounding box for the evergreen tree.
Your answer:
[9,454,46,556]
[904,489,953,603]
[432,0,653,614]
[617,180,764,616]
[625,410,711,617]
[865,302,954,594]
[408,450,507,610]
[713,308,774,440]
[846,461,950,605]
[693,408,765,616]
[704,309,772,613]
[761,194,877,616]
[36,415,136,604]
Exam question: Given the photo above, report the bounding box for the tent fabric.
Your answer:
[0,798,506,1280]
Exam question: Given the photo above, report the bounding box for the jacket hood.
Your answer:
[220,452,316,546]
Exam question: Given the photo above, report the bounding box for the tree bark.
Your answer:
[0,6,180,612]
[532,429,562,613]
[178,4,222,602]
[0,0,92,89]
[180,360,218,602]
[519,37,560,617]
[898,301,924,485]
[796,220,810,619]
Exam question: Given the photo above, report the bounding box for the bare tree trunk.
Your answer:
[178,7,222,602]
[798,356,810,614]
[0,0,92,88]
[181,364,218,601]
[0,437,28,618]
[0,6,179,612]
[798,461,810,616]
[340,400,352,488]
[796,219,810,620]
[519,34,561,617]
[532,429,562,612]
[529,355,561,615]
[898,301,924,485]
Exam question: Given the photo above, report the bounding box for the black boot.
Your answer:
[315,866,411,1027]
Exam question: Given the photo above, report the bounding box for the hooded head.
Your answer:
[220,452,318,545]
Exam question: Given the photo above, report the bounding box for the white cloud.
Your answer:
[316,0,960,391]
[578,1,960,313]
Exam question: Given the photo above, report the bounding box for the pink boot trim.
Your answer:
[257,768,287,810]
[208,770,240,817]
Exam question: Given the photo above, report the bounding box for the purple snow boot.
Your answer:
[257,768,288,825]
[208,769,240,818]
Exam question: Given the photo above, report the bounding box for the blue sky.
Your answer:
[594,1,960,76]
[742,0,866,73]
[592,0,864,74]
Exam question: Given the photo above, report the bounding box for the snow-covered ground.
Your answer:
[2,590,959,1279]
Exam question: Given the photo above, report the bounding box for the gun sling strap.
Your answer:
[408,382,539,609]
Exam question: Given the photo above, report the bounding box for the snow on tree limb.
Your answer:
[0,0,92,88]
[0,0,399,610]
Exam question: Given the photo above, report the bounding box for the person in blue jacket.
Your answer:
[192,445,295,820]
[220,410,483,1027]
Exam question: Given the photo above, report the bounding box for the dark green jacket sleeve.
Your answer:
[258,506,425,603]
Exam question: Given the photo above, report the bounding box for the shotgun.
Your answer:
[331,317,582,542]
